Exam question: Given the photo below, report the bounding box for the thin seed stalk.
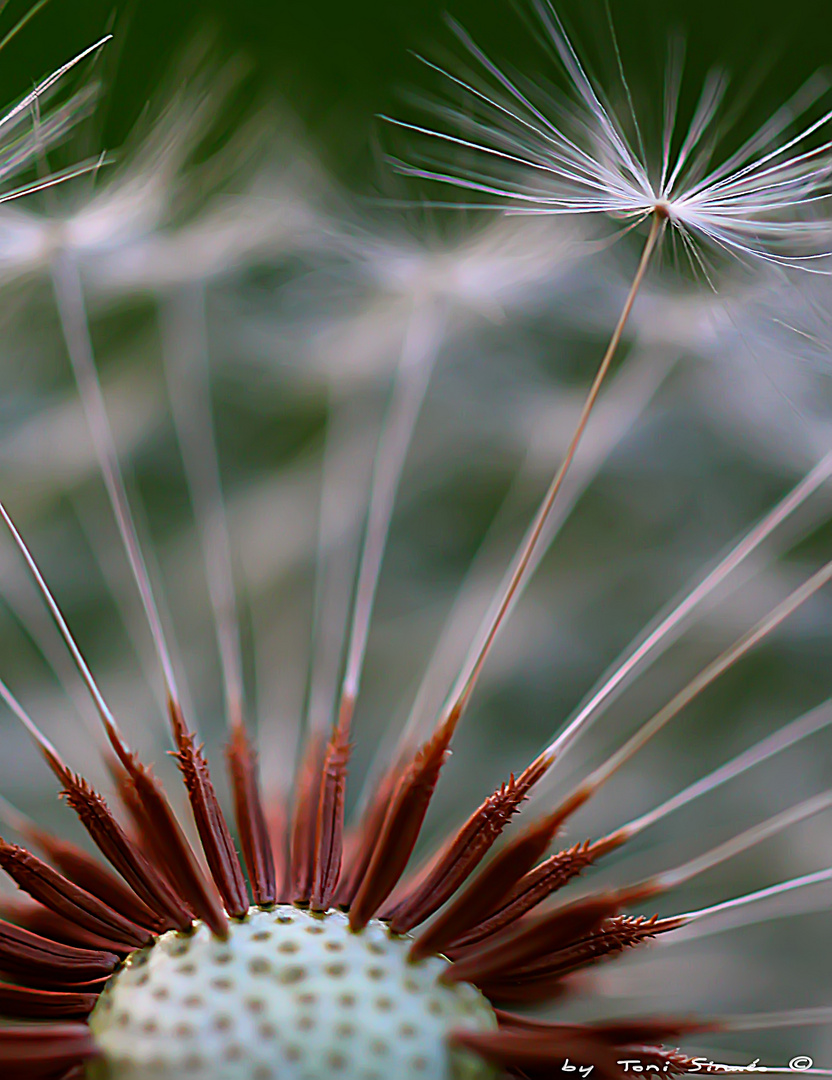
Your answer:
[448,210,664,727]
[349,215,664,926]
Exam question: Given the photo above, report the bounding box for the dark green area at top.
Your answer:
[0,0,828,187]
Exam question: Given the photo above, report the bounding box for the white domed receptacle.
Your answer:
[88,905,498,1080]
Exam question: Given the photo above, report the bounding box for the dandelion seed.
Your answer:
[379,5,832,573]
[388,2,832,270]
[347,7,832,845]
[339,4,832,954]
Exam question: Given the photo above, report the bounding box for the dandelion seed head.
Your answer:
[2,16,832,1080]
[389,1,832,275]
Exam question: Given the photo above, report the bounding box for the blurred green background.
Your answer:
[2,0,832,178]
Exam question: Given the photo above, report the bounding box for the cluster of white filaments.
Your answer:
[387,0,832,272]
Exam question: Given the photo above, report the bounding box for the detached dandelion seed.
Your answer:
[373,0,832,775]
[389,1,832,266]
[383,0,832,534]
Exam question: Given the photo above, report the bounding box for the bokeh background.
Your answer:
[2,0,832,182]
[0,0,831,1067]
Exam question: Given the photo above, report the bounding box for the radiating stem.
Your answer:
[51,255,181,712]
[304,391,373,740]
[432,211,664,739]
[0,498,128,757]
[536,448,832,767]
[408,343,679,746]
[672,867,832,934]
[354,340,680,822]
[335,298,445,737]
[309,298,446,909]
[345,216,664,926]
[610,698,832,843]
[161,286,245,732]
[549,556,832,823]
[653,788,832,893]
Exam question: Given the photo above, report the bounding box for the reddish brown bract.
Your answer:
[226,721,278,906]
[310,715,353,911]
[348,719,455,931]
[387,756,552,934]
[174,725,250,918]
[0,639,722,1080]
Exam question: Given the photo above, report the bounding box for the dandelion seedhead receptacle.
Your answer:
[85,906,497,1080]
